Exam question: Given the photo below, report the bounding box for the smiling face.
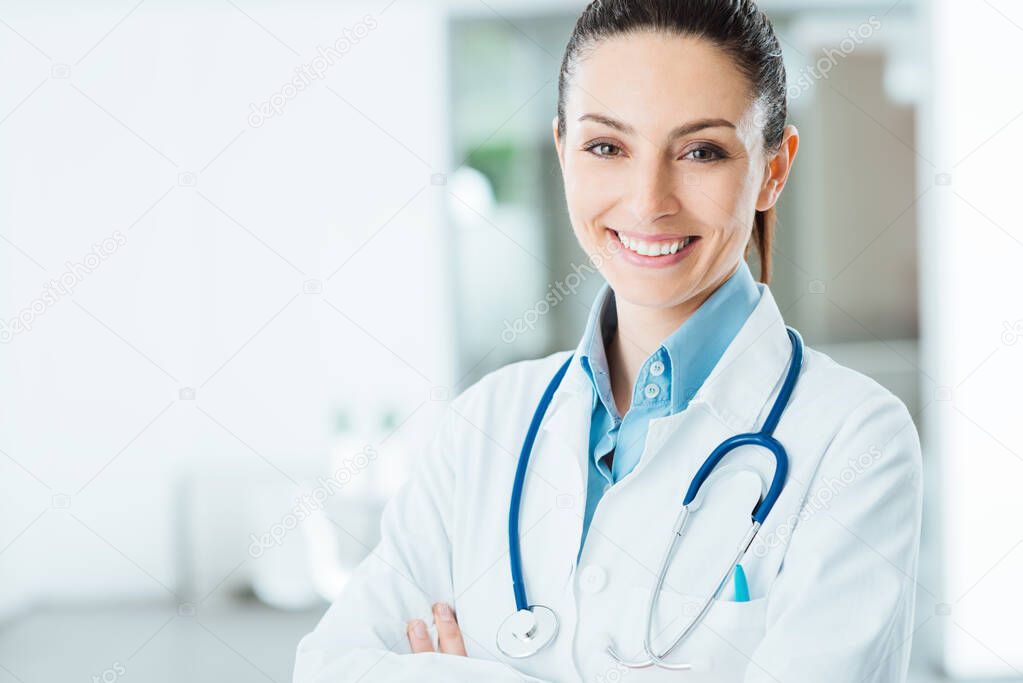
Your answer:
[554,30,784,311]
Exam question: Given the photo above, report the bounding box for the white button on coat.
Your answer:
[649,360,665,376]
[578,565,607,594]
[643,383,660,399]
[293,284,924,683]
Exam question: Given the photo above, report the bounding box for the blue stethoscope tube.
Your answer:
[501,325,804,661]
[508,350,574,613]
[682,326,802,524]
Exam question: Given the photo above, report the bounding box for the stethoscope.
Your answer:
[495,326,803,667]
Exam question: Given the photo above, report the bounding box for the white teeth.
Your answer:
[615,231,691,257]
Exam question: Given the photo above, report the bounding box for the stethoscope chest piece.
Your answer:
[496,605,559,658]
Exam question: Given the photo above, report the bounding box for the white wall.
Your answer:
[923,0,1023,677]
[0,0,454,617]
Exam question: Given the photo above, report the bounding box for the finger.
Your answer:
[433,602,467,656]
[406,619,434,653]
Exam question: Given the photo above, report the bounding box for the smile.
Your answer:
[609,228,701,261]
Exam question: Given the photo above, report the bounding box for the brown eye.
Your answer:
[684,146,726,162]
[584,141,623,158]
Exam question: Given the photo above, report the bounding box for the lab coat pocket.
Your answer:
[613,586,768,682]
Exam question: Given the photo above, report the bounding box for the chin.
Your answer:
[604,271,697,310]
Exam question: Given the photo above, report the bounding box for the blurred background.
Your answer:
[0,0,1018,681]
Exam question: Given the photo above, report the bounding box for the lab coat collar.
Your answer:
[692,280,795,433]
[539,282,794,488]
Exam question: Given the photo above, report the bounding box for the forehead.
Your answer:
[566,31,756,135]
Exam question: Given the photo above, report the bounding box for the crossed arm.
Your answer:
[294,387,923,683]
[292,399,554,682]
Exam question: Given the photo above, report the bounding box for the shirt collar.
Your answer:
[664,258,761,412]
[542,281,796,489]
[575,258,761,417]
[576,281,617,416]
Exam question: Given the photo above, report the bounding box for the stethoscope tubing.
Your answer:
[508,352,574,612]
[503,326,804,665]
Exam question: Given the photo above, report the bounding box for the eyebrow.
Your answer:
[577,113,736,139]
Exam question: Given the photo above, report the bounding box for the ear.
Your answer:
[552,116,565,172]
[756,124,799,212]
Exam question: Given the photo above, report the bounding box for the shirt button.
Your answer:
[649,360,665,377]
[579,565,607,594]
[644,383,660,399]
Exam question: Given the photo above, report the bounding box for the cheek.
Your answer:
[684,170,755,234]
[564,171,612,234]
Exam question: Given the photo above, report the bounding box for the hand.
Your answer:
[406,602,467,656]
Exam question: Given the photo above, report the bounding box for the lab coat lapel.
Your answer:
[536,356,592,493]
[636,283,797,475]
[696,283,796,433]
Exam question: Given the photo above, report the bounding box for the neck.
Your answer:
[606,262,739,415]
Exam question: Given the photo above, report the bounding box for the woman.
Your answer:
[294,1,923,681]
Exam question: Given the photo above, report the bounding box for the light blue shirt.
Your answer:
[575,259,762,559]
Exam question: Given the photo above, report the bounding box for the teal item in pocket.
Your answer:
[733,564,750,602]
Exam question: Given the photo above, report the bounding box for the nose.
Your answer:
[626,158,681,227]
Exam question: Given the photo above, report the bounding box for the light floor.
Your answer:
[0,602,1011,682]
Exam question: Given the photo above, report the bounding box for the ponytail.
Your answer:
[746,207,774,284]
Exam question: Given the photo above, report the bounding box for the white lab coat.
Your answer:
[293,283,923,683]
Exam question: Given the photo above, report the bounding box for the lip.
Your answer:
[614,228,698,242]
[606,227,700,269]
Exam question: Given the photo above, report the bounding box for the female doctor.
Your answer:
[294,1,923,681]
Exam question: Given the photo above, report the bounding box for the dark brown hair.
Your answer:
[556,0,787,283]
